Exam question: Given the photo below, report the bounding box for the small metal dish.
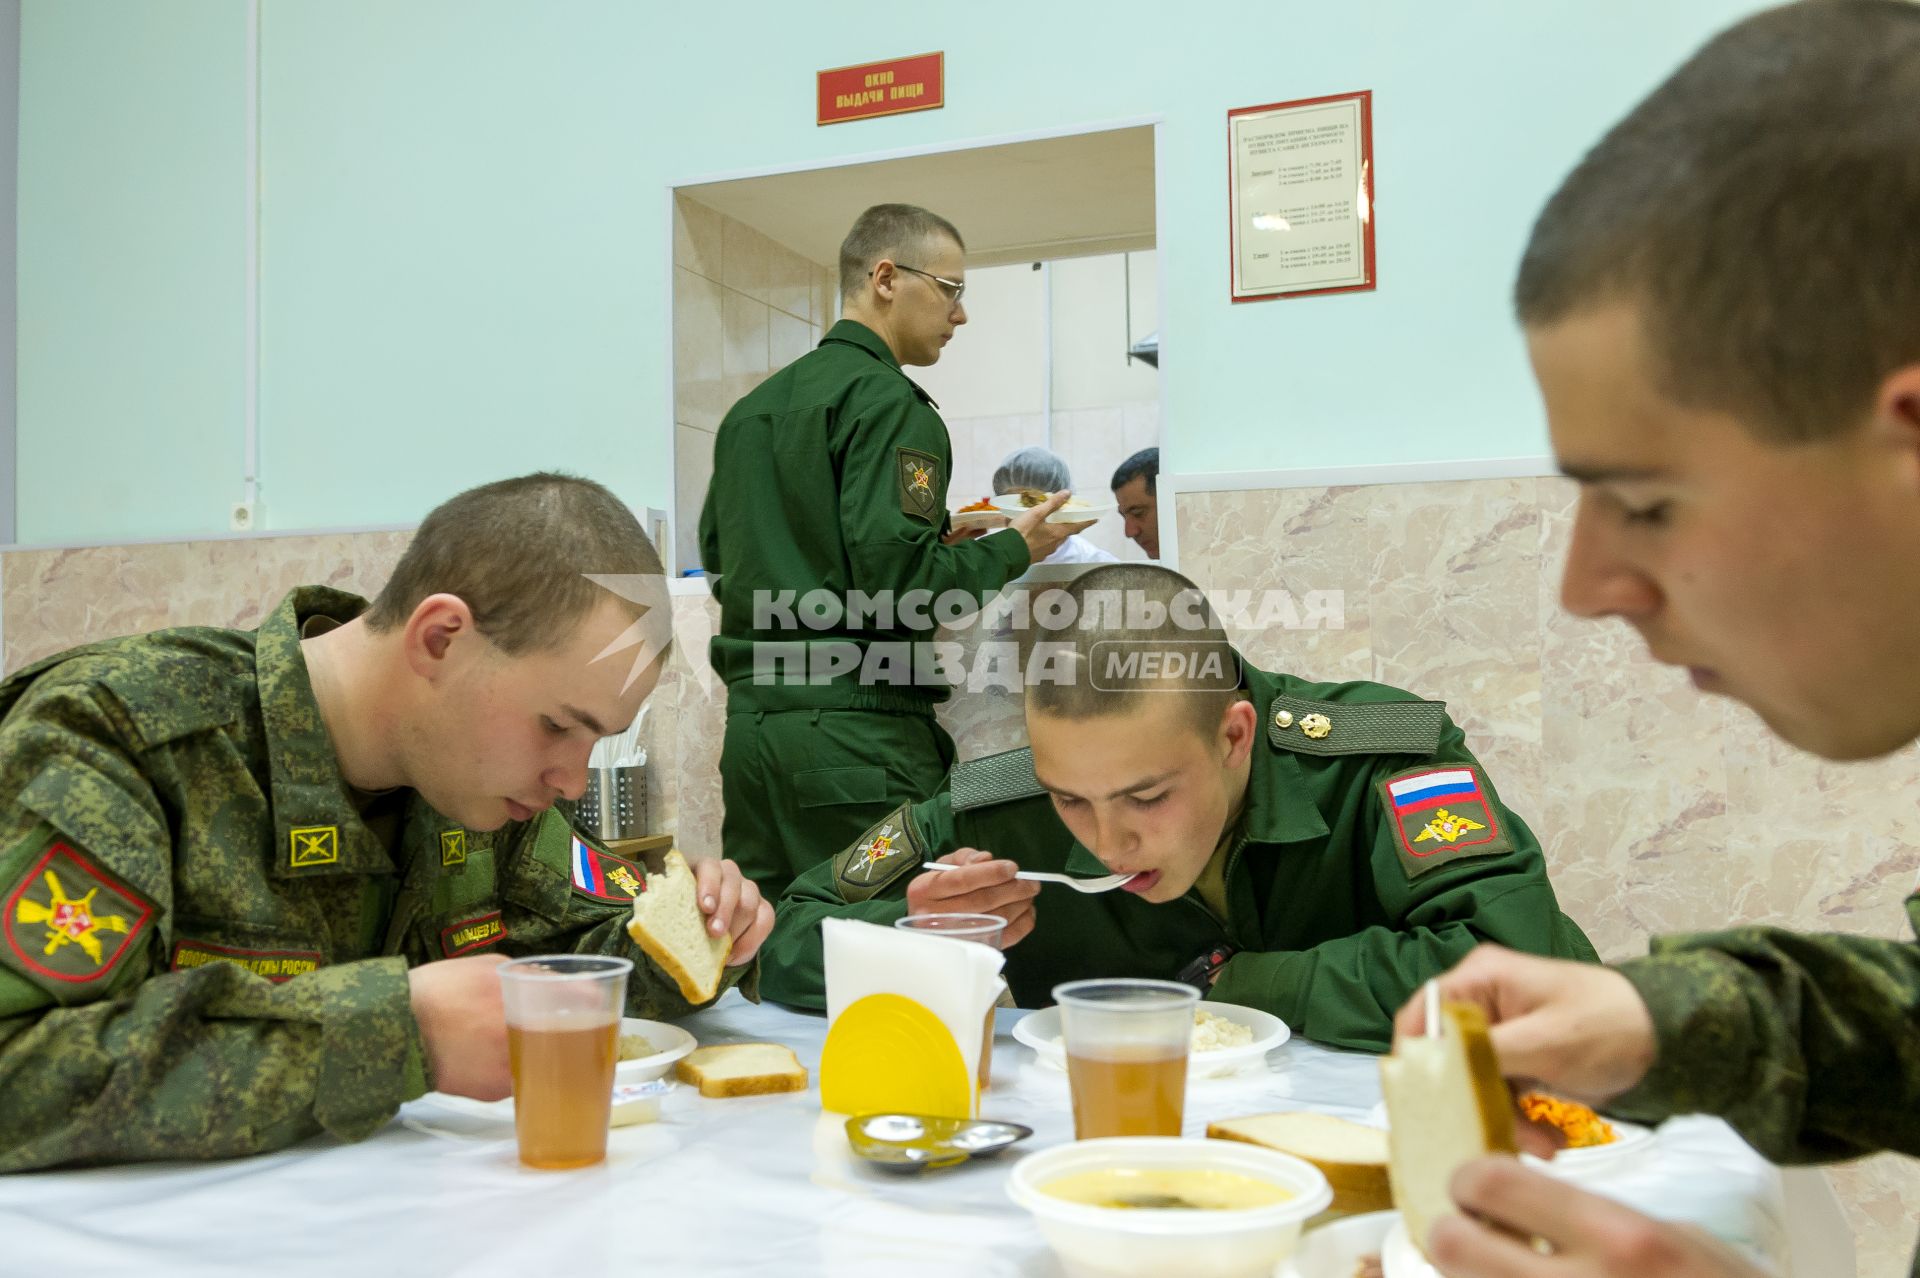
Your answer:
[846,1113,1034,1174]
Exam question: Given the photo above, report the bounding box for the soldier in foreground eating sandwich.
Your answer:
[0,473,772,1171]
[762,563,1595,1051]
[1394,4,1920,1276]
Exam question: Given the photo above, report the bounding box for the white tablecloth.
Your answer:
[0,993,1786,1277]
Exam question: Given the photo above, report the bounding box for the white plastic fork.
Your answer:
[917,861,1141,894]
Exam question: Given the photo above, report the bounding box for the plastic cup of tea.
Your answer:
[895,912,1007,1091]
[498,955,633,1169]
[1052,978,1198,1140]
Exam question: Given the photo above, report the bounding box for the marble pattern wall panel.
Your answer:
[2,530,414,672]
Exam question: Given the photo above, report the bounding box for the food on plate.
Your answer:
[1049,1007,1255,1058]
[616,1032,656,1061]
[626,848,732,1003]
[1377,1001,1518,1261]
[1351,1256,1384,1278]
[1205,1112,1391,1215]
[1040,1166,1295,1210]
[1518,1091,1616,1148]
[955,496,997,512]
[1192,1007,1254,1052]
[1016,488,1092,511]
[675,1043,808,1098]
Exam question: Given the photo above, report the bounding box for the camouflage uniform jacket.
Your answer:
[1609,901,1920,1164]
[0,586,736,1172]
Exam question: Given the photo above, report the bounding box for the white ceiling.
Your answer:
[680,126,1155,270]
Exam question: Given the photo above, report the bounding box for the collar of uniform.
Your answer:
[1238,665,1333,846]
[255,586,399,880]
[820,319,940,408]
[820,318,901,369]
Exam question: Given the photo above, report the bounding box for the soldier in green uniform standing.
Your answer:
[0,474,773,1170]
[1386,6,1920,1277]
[698,203,1087,900]
[762,564,1595,1051]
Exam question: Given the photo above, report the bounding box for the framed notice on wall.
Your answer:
[1227,91,1375,302]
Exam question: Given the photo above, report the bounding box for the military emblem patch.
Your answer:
[1379,765,1512,878]
[172,939,321,983]
[288,825,339,868]
[3,841,154,984]
[569,836,648,903]
[439,910,506,957]
[441,829,468,867]
[833,804,923,901]
[896,447,942,524]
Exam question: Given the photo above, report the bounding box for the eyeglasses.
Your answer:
[886,263,966,305]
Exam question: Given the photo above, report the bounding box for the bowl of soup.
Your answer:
[1007,1137,1332,1277]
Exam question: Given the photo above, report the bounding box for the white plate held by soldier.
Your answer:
[987,493,1117,524]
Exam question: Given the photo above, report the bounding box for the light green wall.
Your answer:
[17,0,1770,544]
[18,0,244,543]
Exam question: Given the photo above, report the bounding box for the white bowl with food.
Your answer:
[987,492,1118,524]
[1014,1003,1290,1078]
[1007,1136,1332,1278]
[615,1017,697,1084]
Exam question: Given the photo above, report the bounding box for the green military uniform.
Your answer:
[1602,912,1920,1273]
[764,666,1596,1051]
[698,318,1031,900]
[0,587,742,1172]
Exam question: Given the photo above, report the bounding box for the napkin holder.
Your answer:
[818,918,1004,1119]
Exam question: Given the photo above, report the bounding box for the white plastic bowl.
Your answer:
[1013,1003,1290,1079]
[1007,1136,1333,1278]
[614,1017,696,1084]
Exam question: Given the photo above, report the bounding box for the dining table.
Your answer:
[0,991,1788,1277]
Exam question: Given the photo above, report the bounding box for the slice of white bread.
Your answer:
[674,1043,808,1098]
[1207,1112,1392,1215]
[626,849,732,1004]
[1377,1001,1518,1260]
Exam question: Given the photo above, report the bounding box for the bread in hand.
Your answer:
[1207,1111,1392,1215]
[675,1043,807,1098]
[1377,1000,1518,1259]
[626,849,732,1004]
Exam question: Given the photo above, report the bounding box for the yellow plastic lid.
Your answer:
[820,993,972,1118]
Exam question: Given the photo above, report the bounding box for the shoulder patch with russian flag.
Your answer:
[1379,764,1512,878]
[569,836,648,903]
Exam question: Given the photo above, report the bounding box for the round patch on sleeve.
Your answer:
[3,839,155,989]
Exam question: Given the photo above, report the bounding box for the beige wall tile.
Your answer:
[721,218,772,304]
[672,269,726,432]
[673,425,716,576]
[672,194,723,281]
[721,289,770,377]
[810,267,837,329]
[767,309,814,371]
[766,240,811,322]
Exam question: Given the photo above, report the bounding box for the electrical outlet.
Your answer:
[230,501,256,531]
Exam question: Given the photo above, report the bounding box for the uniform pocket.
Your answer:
[793,766,887,809]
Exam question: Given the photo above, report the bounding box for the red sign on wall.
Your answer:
[818,53,944,126]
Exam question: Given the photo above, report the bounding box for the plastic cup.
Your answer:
[498,955,632,1169]
[895,913,1007,1090]
[1053,978,1198,1139]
